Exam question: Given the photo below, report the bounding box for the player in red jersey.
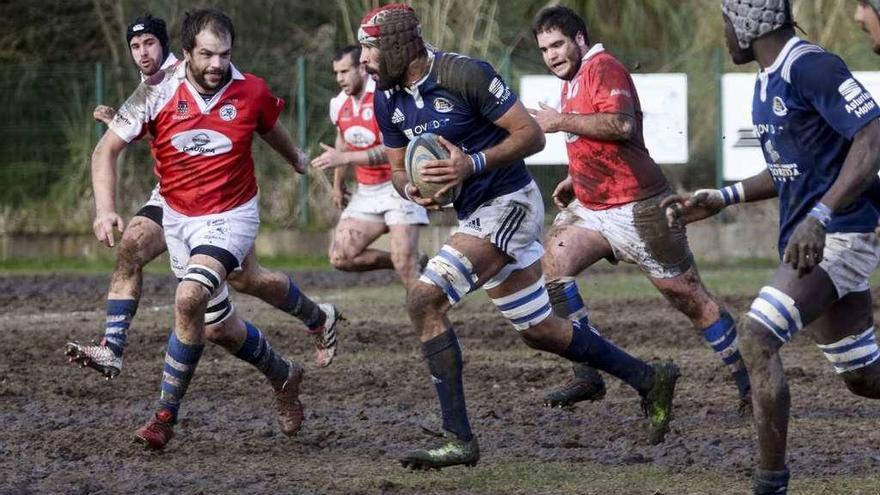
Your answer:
[90,9,328,449]
[856,0,880,54]
[66,14,340,381]
[530,7,751,412]
[312,45,428,289]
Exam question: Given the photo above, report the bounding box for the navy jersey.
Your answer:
[751,38,880,255]
[375,51,532,219]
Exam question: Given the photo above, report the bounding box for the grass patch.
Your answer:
[0,253,332,274]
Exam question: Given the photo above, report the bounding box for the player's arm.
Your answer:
[91,130,129,247]
[530,103,635,141]
[331,132,352,210]
[259,121,308,174]
[387,146,409,199]
[661,169,777,227]
[312,139,387,170]
[818,119,880,212]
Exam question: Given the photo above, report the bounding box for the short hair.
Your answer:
[181,9,235,53]
[334,45,361,65]
[531,6,589,45]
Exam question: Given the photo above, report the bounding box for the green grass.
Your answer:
[0,253,332,274]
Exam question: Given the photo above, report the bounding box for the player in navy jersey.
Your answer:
[664,2,880,493]
[359,3,680,470]
[855,0,880,54]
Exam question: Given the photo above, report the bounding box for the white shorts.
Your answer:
[819,232,880,298]
[340,181,428,226]
[163,195,260,278]
[552,193,693,279]
[143,184,165,209]
[457,180,545,289]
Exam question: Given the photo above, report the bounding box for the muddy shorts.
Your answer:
[552,190,693,279]
[819,232,880,298]
[163,195,260,279]
[341,181,429,226]
[457,180,546,289]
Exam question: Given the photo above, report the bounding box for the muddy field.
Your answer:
[2,270,880,494]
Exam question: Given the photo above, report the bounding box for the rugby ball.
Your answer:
[404,133,461,206]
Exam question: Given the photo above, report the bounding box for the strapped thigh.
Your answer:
[490,276,553,331]
[817,327,880,374]
[419,245,478,305]
[747,286,804,343]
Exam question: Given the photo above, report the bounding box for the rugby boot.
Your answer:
[543,368,607,408]
[309,303,341,367]
[641,361,681,445]
[274,362,305,436]
[134,409,175,449]
[64,340,122,379]
[399,435,480,470]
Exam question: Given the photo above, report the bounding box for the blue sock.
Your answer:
[103,299,138,356]
[158,331,204,421]
[753,468,789,495]
[562,320,653,395]
[547,278,603,383]
[702,312,751,397]
[277,278,326,331]
[234,321,292,388]
[422,328,472,442]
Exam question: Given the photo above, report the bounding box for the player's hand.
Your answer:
[783,216,826,277]
[552,175,574,210]
[93,211,125,247]
[292,148,309,174]
[419,135,470,204]
[93,105,116,125]
[332,184,350,210]
[527,102,561,133]
[311,143,347,171]
[660,189,727,228]
[405,183,442,210]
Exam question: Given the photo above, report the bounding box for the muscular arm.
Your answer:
[341,145,387,167]
[388,146,408,198]
[333,132,349,190]
[91,130,128,246]
[555,112,636,141]
[740,169,778,202]
[483,101,546,170]
[259,121,307,173]
[819,119,880,212]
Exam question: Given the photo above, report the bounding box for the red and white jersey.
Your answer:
[561,44,667,210]
[110,62,284,216]
[329,78,391,185]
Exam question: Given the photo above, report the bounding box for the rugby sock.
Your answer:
[547,278,605,385]
[233,321,292,388]
[103,299,138,356]
[277,277,326,331]
[422,328,473,442]
[158,331,204,421]
[752,468,789,494]
[702,312,751,398]
[562,320,653,395]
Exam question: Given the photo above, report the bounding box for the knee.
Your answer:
[738,320,781,368]
[406,284,445,323]
[175,282,209,320]
[329,245,354,271]
[115,236,145,275]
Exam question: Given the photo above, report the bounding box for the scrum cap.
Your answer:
[126,14,170,60]
[358,3,423,87]
[721,0,794,49]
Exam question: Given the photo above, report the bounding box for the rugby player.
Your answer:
[91,9,320,449]
[360,3,680,470]
[530,7,751,412]
[312,45,428,289]
[855,0,880,54]
[665,1,880,492]
[66,14,340,379]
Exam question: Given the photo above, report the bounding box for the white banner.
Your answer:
[722,71,880,181]
[519,73,689,165]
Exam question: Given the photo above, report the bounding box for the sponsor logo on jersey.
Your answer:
[362,107,373,120]
[343,125,378,149]
[610,88,632,98]
[402,118,452,139]
[489,77,511,103]
[174,100,190,120]
[433,97,454,113]
[219,103,237,122]
[767,162,801,182]
[839,78,862,102]
[763,140,781,163]
[838,79,878,118]
[171,129,233,156]
[772,96,788,117]
[391,108,406,124]
[463,216,482,232]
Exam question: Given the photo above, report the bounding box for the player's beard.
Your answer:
[190,64,231,94]
[365,59,399,91]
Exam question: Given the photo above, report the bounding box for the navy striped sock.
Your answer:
[157,331,204,421]
[233,321,291,388]
[702,312,751,397]
[103,299,137,356]
[563,320,653,395]
[277,278,326,331]
[422,328,472,442]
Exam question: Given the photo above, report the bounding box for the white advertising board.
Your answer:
[722,71,880,181]
[519,73,689,165]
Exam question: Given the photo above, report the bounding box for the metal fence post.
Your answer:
[714,49,724,189]
[296,55,309,228]
[95,62,104,144]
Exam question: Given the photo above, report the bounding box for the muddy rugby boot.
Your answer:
[134,409,175,449]
[310,303,341,368]
[543,371,607,408]
[274,362,305,436]
[64,340,122,379]
[641,361,681,445]
[400,436,480,470]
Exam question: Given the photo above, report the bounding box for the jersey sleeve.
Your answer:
[586,57,636,117]
[109,82,151,143]
[329,93,344,125]
[438,54,517,122]
[255,80,285,134]
[791,52,880,140]
[374,92,408,148]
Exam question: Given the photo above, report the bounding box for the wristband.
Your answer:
[719,183,745,205]
[469,152,487,175]
[808,202,833,228]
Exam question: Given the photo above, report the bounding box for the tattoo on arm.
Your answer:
[367,146,386,166]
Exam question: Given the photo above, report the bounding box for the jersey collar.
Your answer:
[139,52,179,82]
[581,43,605,63]
[763,36,800,75]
